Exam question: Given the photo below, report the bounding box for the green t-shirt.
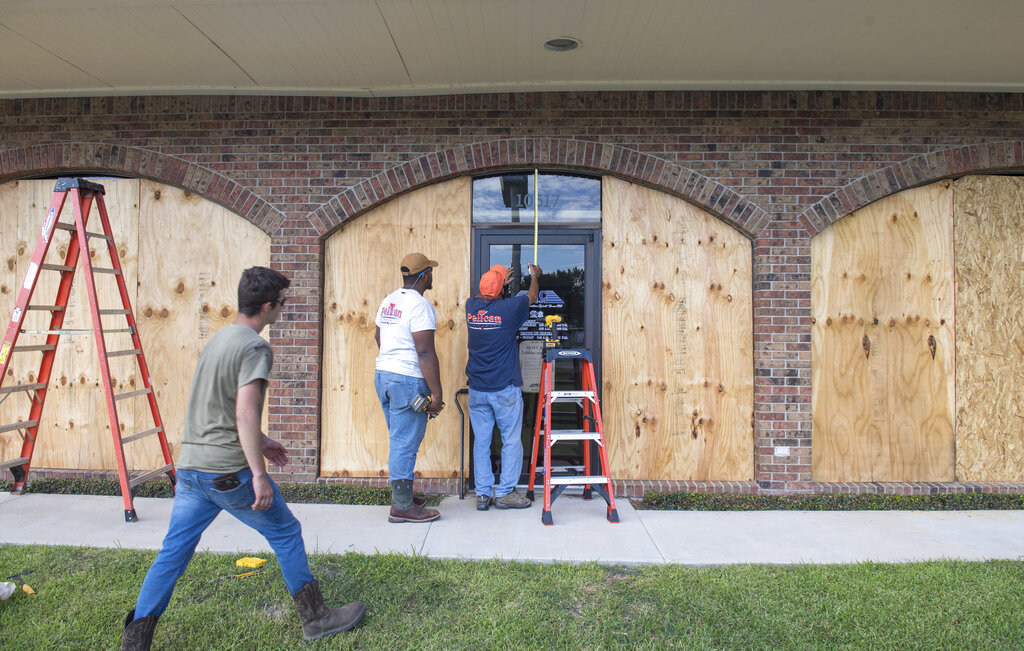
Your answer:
[176,324,272,473]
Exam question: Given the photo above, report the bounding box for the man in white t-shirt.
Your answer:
[374,252,443,523]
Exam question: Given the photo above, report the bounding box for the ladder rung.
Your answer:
[85,230,112,241]
[99,309,131,316]
[21,327,135,337]
[0,457,29,471]
[40,263,74,272]
[13,344,56,353]
[130,464,174,488]
[536,465,585,473]
[54,222,75,232]
[107,348,142,358]
[548,475,610,486]
[550,390,596,401]
[115,388,152,401]
[0,420,38,434]
[92,267,121,275]
[0,382,46,395]
[26,305,65,312]
[121,426,164,445]
[549,430,603,443]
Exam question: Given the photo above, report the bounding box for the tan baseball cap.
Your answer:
[400,252,439,276]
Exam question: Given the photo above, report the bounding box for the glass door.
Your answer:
[472,230,600,486]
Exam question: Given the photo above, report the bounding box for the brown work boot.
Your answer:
[121,609,158,651]
[494,490,532,509]
[389,479,440,523]
[292,580,366,641]
[388,503,440,523]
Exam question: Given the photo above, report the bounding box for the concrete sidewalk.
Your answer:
[2,491,1024,565]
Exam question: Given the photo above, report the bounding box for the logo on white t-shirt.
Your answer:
[379,302,403,324]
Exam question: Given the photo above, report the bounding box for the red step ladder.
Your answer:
[526,348,619,525]
[0,177,175,522]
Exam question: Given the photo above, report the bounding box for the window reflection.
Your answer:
[472,172,601,223]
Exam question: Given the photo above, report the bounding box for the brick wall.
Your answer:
[3,91,1024,494]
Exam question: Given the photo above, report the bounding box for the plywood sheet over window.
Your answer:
[954,175,1024,481]
[0,179,270,473]
[321,178,470,478]
[811,182,954,482]
[601,177,753,481]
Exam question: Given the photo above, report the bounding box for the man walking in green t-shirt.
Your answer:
[121,267,364,650]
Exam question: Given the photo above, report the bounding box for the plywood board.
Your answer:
[0,180,41,466]
[0,179,139,471]
[811,182,955,481]
[601,177,754,481]
[137,180,271,470]
[322,178,471,478]
[0,179,269,473]
[954,175,1024,480]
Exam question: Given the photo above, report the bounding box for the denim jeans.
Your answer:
[469,384,524,498]
[133,468,314,618]
[374,369,430,481]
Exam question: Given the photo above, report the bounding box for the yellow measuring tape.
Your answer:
[533,169,539,265]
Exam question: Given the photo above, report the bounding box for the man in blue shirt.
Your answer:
[465,262,540,510]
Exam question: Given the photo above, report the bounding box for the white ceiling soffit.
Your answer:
[0,0,1021,99]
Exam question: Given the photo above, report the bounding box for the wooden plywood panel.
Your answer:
[322,178,471,478]
[0,180,43,466]
[954,175,1024,480]
[137,181,271,470]
[811,182,955,481]
[0,178,269,473]
[0,180,139,470]
[601,177,754,481]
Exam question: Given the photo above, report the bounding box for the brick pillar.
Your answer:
[268,216,322,481]
[752,220,812,492]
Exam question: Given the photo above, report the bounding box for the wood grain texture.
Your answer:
[601,177,753,481]
[954,175,1024,480]
[321,178,471,478]
[811,182,955,481]
[0,179,269,472]
[137,180,271,470]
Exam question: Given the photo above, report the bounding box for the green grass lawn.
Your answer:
[1,545,1022,649]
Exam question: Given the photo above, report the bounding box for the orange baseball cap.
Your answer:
[478,264,508,298]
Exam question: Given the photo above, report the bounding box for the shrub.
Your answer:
[641,490,1024,511]
[0,477,437,506]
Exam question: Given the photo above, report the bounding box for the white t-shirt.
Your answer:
[375,288,437,378]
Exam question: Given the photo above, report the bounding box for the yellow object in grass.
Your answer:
[22,584,35,596]
[235,557,267,569]
[232,570,262,579]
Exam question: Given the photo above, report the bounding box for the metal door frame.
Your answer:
[471,227,601,380]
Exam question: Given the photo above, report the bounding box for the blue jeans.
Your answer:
[374,369,430,481]
[133,468,314,618]
[469,385,524,498]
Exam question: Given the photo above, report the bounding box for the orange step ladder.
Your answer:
[526,348,619,525]
[0,177,175,522]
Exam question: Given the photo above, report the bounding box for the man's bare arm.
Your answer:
[412,329,443,412]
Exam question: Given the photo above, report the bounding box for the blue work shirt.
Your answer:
[465,294,530,391]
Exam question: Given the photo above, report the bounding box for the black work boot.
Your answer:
[121,608,158,651]
[388,479,440,523]
[293,580,366,640]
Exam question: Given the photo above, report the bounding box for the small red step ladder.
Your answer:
[0,177,175,522]
[526,348,619,525]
